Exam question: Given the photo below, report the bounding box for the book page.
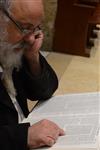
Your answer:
[23,92,100,149]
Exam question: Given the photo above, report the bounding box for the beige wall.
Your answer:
[42,0,57,51]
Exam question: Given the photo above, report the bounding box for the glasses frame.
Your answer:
[3,9,41,36]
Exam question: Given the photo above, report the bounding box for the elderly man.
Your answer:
[0,0,65,150]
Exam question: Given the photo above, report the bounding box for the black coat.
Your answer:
[0,54,58,150]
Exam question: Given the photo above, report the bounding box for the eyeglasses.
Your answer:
[2,9,42,36]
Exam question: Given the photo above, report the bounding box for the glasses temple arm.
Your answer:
[3,9,24,33]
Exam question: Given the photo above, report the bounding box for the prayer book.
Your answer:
[23,92,100,150]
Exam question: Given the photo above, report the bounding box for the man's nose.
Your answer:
[23,33,35,45]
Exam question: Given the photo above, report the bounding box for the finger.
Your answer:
[36,142,47,148]
[47,136,56,142]
[47,130,60,141]
[43,136,55,147]
[59,128,65,136]
[34,31,44,39]
[30,38,43,52]
[23,33,35,45]
[50,122,65,136]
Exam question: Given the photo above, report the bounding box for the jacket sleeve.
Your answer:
[0,123,30,150]
[18,53,58,100]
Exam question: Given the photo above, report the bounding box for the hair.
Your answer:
[0,0,12,41]
[0,0,19,97]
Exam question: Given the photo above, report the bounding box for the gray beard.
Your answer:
[0,42,24,97]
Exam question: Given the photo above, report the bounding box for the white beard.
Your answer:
[0,42,24,97]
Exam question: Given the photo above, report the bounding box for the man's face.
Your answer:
[7,0,44,44]
[0,0,44,69]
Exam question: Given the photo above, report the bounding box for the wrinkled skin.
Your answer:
[28,119,65,148]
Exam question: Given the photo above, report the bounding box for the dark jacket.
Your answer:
[0,54,58,150]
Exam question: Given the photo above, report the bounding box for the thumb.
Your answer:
[59,128,65,136]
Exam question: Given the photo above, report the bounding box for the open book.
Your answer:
[23,92,100,150]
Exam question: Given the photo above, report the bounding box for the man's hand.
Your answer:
[24,30,44,61]
[23,31,44,75]
[27,119,65,149]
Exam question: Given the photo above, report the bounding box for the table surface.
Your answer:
[28,50,100,149]
[28,50,100,109]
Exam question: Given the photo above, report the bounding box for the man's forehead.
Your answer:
[11,0,43,9]
[10,0,43,24]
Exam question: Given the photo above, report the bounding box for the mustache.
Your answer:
[11,40,30,50]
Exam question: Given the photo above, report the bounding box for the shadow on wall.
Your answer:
[42,0,57,51]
